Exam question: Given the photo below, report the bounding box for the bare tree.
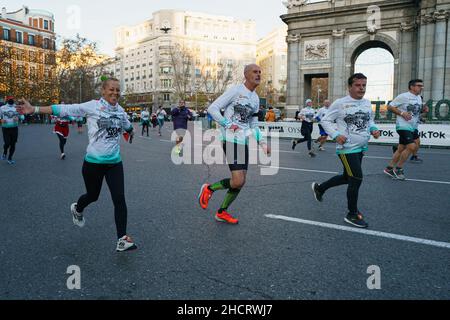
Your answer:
[56,34,107,103]
[199,59,241,101]
[167,43,195,101]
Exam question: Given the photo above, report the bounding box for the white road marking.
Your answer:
[265,214,450,250]
[259,165,450,185]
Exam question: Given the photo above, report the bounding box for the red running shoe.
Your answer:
[198,184,213,210]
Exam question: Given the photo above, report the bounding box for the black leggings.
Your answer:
[57,134,67,153]
[2,127,18,160]
[295,123,313,151]
[76,161,128,238]
[142,121,149,136]
[318,152,364,214]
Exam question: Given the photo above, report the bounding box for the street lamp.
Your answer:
[317,86,322,106]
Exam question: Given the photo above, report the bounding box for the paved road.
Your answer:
[0,123,449,300]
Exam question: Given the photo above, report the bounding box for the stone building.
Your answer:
[282,0,450,115]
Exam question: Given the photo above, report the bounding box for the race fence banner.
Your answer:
[257,122,450,147]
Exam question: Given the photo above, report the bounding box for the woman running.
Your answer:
[17,78,137,252]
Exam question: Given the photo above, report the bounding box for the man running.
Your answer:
[18,78,137,252]
[156,106,167,136]
[141,108,150,137]
[76,116,84,134]
[384,79,426,180]
[198,64,270,224]
[292,99,317,157]
[314,99,331,151]
[171,100,192,156]
[0,96,24,165]
[312,73,380,228]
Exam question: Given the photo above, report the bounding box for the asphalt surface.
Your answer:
[0,123,449,300]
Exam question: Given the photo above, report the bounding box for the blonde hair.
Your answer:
[101,77,120,89]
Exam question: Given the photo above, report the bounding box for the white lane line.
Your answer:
[265,214,450,250]
[259,165,338,175]
[405,178,450,185]
[259,165,450,185]
[137,136,152,140]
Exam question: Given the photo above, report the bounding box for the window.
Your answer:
[44,20,49,30]
[163,93,170,101]
[3,29,10,41]
[160,66,172,74]
[161,79,172,88]
[28,34,35,46]
[16,31,23,43]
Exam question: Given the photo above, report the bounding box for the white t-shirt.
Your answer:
[389,92,423,132]
[208,83,263,145]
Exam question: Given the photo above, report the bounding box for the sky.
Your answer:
[2,0,287,55]
[3,0,393,100]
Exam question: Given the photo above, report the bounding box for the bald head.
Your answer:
[243,64,261,91]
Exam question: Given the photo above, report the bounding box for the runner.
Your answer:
[52,115,74,160]
[311,73,380,228]
[76,116,84,134]
[292,99,317,157]
[156,106,167,136]
[384,79,426,180]
[314,99,331,151]
[140,108,150,137]
[171,100,192,156]
[198,64,270,225]
[0,96,24,165]
[17,77,137,252]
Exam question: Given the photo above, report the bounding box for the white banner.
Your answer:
[257,122,450,147]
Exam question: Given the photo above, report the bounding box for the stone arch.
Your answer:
[345,34,399,98]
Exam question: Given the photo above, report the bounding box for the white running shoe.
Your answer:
[71,203,85,228]
[116,236,137,252]
[61,153,66,160]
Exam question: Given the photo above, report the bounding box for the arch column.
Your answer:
[286,33,301,115]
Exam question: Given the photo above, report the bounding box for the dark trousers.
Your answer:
[2,127,18,160]
[318,152,364,214]
[295,123,313,151]
[76,161,128,238]
[57,134,67,153]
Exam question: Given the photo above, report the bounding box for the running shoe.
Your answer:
[291,140,297,150]
[311,182,323,202]
[319,146,325,151]
[7,160,15,165]
[394,168,406,180]
[383,167,396,178]
[71,203,85,228]
[1,154,6,160]
[61,153,66,160]
[198,184,213,210]
[309,151,317,158]
[410,156,423,163]
[344,212,368,228]
[116,235,137,252]
[215,210,239,224]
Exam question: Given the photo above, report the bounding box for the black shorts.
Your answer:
[77,122,83,128]
[397,130,416,146]
[222,142,249,172]
[413,129,420,140]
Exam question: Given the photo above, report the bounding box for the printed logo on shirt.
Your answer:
[232,102,254,124]
[3,110,19,119]
[406,103,422,117]
[96,115,122,140]
[344,110,371,133]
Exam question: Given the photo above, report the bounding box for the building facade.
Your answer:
[282,0,450,116]
[114,10,257,109]
[0,6,57,103]
[256,25,288,105]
